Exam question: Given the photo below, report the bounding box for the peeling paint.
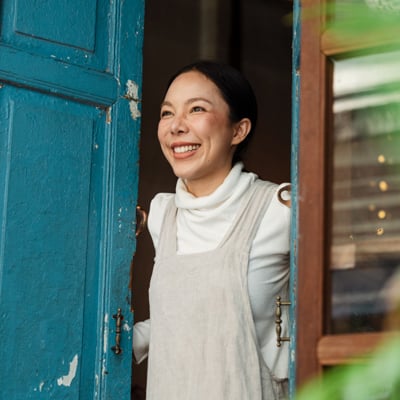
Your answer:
[125,80,141,120]
[106,107,112,124]
[123,321,132,332]
[118,207,124,232]
[57,354,78,387]
[39,381,45,392]
[103,313,109,353]
[290,349,296,362]
[102,314,110,376]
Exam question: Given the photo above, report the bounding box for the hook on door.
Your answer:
[136,205,147,237]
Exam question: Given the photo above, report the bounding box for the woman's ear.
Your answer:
[232,118,251,145]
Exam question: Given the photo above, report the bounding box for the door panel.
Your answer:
[0,0,144,398]
[1,0,109,69]
[0,86,102,397]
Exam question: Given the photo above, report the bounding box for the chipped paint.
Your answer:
[39,381,44,392]
[125,80,141,120]
[57,354,78,387]
[123,321,131,332]
[103,313,109,353]
[290,349,296,362]
[106,107,112,124]
[118,207,123,232]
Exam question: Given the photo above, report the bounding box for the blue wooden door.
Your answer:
[0,0,144,398]
[289,0,300,398]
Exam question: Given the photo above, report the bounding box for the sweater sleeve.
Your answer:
[133,319,150,364]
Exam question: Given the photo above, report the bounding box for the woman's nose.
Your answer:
[170,114,188,135]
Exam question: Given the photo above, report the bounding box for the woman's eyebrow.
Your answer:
[186,97,213,105]
[160,100,173,108]
[160,97,213,108]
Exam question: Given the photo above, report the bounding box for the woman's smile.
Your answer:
[171,142,201,156]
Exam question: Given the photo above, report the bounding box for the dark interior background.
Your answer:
[132,1,292,397]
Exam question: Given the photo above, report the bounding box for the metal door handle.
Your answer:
[136,206,147,237]
[111,308,124,355]
[275,296,291,347]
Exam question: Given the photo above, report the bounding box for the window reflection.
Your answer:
[329,51,400,334]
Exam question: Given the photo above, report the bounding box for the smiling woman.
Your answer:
[133,61,291,400]
[157,67,251,196]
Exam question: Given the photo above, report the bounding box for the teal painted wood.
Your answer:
[0,47,118,106]
[0,87,103,398]
[0,0,144,398]
[1,0,109,69]
[99,0,145,398]
[289,0,301,398]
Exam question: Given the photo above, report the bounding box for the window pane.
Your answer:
[329,51,400,334]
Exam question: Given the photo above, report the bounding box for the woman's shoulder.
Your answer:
[150,192,175,211]
[256,180,291,231]
[148,193,175,247]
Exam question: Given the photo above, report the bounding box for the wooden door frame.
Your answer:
[296,0,328,386]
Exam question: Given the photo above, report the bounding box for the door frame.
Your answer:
[288,0,301,397]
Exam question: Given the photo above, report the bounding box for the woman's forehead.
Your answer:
[164,71,224,103]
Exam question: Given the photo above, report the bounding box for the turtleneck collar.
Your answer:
[175,162,258,210]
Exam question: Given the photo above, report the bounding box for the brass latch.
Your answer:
[275,296,291,347]
[136,205,148,237]
[111,308,124,355]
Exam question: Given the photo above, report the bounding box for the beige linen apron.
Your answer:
[147,180,288,400]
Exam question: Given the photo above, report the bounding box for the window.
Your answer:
[297,0,400,386]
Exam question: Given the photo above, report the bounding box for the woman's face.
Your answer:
[158,71,248,196]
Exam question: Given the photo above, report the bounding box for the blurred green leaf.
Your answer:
[296,335,400,400]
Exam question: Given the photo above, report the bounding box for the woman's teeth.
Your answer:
[173,144,200,153]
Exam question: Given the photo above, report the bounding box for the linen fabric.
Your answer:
[146,179,287,399]
[133,163,290,380]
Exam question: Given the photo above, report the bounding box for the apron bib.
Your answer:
[147,180,287,399]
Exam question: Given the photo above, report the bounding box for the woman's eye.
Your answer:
[160,110,172,118]
[191,106,205,113]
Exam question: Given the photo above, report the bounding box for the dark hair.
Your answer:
[164,61,258,164]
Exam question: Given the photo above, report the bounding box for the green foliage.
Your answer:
[296,335,400,400]
[326,1,400,49]
[329,2,399,36]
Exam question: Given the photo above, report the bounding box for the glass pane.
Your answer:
[329,51,400,334]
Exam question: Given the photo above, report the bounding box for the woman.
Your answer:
[133,61,290,399]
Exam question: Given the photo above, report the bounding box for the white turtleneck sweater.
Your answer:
[133,162,291,379]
